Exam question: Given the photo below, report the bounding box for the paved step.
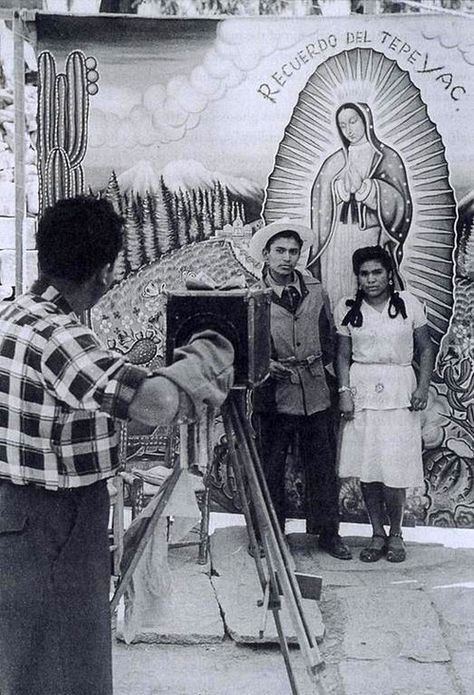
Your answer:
[210,526,325,645]
[116,542,225,644]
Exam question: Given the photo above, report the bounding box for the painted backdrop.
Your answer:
[36,12,474,527]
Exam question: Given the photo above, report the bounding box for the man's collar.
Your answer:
[30,278,76,316]
[262,268,311,309]
[263,267,309,293]
[265,269,300,297]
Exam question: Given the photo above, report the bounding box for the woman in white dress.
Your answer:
[335,246,433,563]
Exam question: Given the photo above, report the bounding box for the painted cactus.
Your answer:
[37,50,98,212]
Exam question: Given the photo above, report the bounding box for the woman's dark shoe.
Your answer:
[386,533,406,563]
[319,533,352,560]
[359,534,387,563]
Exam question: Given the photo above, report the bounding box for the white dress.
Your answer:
[334,291,426,488]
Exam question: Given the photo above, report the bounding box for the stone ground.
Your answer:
[112,519,474,695]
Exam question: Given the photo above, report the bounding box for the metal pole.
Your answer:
[13,10,25,296]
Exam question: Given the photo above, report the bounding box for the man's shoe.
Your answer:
[319,534,352,560]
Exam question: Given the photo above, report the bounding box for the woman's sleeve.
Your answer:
[334,297,351,336]
[405,292,427,329]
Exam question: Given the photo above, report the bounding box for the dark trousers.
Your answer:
[0,479,112,695]
[254,410,340,535]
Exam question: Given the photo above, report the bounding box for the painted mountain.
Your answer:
[100,159,264,282]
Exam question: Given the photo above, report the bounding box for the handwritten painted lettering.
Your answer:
[379,31,422,65]
[258,31,466,104]
[380,31,465,102]
[346,30,371,45]
[257,36,337,102]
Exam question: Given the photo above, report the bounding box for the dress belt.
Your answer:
[352,361,411,367]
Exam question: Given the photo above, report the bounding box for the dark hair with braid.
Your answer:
[341,246,407,327]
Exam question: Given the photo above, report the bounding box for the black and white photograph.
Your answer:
[0,1,472,694]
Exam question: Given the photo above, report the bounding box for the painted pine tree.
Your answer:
[213,180,225,230]
[114,192,130,280]
[154,178,175,254]
[124,197,143,272]
[222,185,232,225]
[176,191,190,247]
[105,170,123,216]
[194,189,206,242]
[237,200,246,224]
[166,190,180,251]
[142,193,158,264]
[113,247,127,284]
[205,189,215,231]
[201,190,214,238]
[188,189,200,242]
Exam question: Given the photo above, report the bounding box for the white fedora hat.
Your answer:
[248,218,314,262]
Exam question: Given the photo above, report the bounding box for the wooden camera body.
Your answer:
[165,288,272,388]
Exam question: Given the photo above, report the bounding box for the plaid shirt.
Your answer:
[0,281,148,490]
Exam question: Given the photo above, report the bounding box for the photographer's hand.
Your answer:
[128,331,234,426]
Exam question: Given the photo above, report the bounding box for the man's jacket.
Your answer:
[253,269,333,416]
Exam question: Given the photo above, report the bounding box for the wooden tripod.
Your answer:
[110,389,327,694]
[222,390,327,695]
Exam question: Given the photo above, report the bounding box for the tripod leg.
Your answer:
[198,483,210,565]
[197,408,216,565]
[272,609,301,695]
[228,393,325,681]
[230,396,293,562]
[222,403,268,589]
[110,465,182,613]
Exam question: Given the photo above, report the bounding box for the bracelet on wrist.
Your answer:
[338,385,352,394]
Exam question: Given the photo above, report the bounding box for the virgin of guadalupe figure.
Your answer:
[309,102,412,310]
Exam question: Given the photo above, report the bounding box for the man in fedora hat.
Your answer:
[249,219,351,560]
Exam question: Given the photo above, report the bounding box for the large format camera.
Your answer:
[165,288,272,388]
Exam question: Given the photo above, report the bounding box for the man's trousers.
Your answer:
[0,479,112,695]
[254,409,340,535]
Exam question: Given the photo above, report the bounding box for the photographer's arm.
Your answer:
[127,330,235,427]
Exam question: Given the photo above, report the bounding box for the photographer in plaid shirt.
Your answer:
[0,196,234,695]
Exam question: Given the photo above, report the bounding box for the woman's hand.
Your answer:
[335,177,350,202]
[410,386,429,411]
[345,165,363,194]
[339,390,354,421]
[269,359,294,382]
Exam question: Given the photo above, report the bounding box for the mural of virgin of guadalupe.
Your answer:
[309,102,412,310]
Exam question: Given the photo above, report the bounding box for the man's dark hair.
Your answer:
[37,196,124,283]
[264,230,303,253]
